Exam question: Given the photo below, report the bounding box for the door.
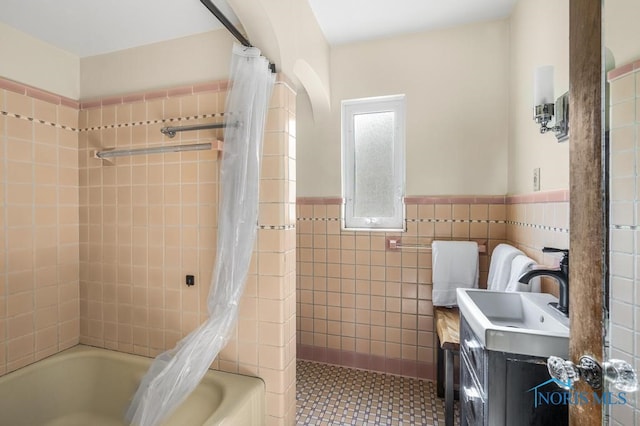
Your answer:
[509,1,638,423]
[568,0,603,425]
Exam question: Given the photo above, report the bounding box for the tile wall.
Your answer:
[296,196,505,379]
[1,76,296,425]
[607,60,640,425]
[296,192,570,378]
[77,82,227,356]
[78,79,297,425]
[0,79,80,376]
[506,190,570,295]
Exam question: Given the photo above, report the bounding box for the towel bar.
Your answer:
[386,238,487,253]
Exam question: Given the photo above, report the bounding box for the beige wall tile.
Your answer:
[58,106,78,129]
[611,73,636,104]
[2,81,295,426]
[298,195,568,380]
[612,150,635,178]
[611,100,635,129]
[7,334,34,363]
[5,92,32,117]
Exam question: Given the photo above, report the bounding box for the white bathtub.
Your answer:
[0,345,265,426]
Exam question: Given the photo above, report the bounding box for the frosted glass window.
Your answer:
[353,112,395,217]
[342,95,405,230]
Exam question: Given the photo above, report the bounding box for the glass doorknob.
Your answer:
[547,356,579,389]
[547,356,638,392]
[604,359,638,392]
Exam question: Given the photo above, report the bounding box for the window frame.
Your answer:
[341,94,406,231]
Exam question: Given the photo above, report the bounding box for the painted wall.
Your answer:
[293,0,574,378]
[605,0,640,67]
[80,30,235,100]
[0,24,234,103]
[227,0,331,118]
[507,0,569,195]
[297,20,510,197]
[0,23,80,99]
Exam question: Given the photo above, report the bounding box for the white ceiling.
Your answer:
[307,0,518,45]
[0,0,238,57]
[0,0,517,57]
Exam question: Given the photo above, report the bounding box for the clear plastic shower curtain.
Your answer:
[126,44,275,426]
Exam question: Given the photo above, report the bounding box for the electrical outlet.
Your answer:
[533,168,541,192]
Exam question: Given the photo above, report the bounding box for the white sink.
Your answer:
[456,288,570,358]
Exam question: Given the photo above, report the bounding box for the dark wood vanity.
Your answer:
[460,316,568,425]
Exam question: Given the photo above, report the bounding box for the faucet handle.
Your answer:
[542,247,569,255]
[542,247,569,268]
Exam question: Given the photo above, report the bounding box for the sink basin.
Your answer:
[456,288,570,358]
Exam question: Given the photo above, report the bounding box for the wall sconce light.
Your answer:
[534,65,569,142]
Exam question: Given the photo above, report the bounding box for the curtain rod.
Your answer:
[160,122,227,138]
[200,0,252,48]
[94,142,213,159]
[199,0,277,73]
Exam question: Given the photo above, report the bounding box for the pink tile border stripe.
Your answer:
[81,77,295,109]
[506,189,569,204]
[404,195,505,204]
[297,197,343,205]
[0,77,79,109]
[0,76,232,110]
[297,344,435,380]
[607,59,640,81]
[79,80,230,109]
[298,195,507,205]
[297,191,568,206]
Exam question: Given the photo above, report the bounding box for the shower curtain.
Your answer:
[127,44,275,426]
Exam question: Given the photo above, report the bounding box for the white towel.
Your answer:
[487,244,524,291]
[432,241,479,307]
[505,255,541,292]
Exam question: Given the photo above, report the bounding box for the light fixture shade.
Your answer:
[534,66,554,106]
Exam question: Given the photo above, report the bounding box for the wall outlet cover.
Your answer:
[533,168,541,192]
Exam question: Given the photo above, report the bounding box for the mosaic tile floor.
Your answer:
[296,360,460,425]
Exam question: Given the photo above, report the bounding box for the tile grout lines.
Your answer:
[296,359,459,425]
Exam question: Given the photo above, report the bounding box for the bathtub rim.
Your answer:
[0,344,266,425]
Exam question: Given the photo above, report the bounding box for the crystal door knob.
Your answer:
[604,359,639,392]
[547,356,579,389]
[547,355,638,392]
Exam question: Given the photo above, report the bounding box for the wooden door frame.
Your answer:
[569,0,603,425]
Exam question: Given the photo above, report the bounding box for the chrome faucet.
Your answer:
[518,247,569,316]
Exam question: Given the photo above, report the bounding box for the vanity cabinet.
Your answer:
[459,316,568,426]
